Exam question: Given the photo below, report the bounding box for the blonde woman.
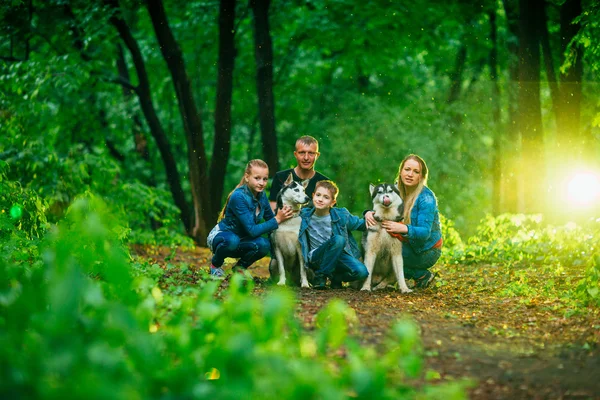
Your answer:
[366,154,442,288]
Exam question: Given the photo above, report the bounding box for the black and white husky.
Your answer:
[269,173,311,287]
[360,183,412,293]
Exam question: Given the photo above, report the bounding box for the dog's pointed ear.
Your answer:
[369,184,376,196]
[302,179,309,189]
[284,173,293,186]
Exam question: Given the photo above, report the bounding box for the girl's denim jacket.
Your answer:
[401,186,442,254]
[217,185,278,238]
[298,207,366,266]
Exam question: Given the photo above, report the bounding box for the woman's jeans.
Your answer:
[309,235,368,283]
[211,231,270,268]
[402,244,442,280]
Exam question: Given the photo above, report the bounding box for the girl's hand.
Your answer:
[275,205,294,224]
[365,211,377,228]
[382,220,408,234]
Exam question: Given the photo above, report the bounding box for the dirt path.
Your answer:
[133,245,600,399]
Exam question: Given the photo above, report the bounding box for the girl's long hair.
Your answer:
[218,159,269,222]
[395,154,429,224]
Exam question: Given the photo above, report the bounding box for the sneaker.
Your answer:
[415,271,437,289]
[330,279,343,289]
[312,276,327,290]
[210,265,225,278]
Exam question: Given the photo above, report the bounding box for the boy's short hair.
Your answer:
[315,180,339,200]
[296,135,319,150]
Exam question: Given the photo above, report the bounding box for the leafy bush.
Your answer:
[0,196,468,399]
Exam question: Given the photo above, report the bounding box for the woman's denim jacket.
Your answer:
[217,185,278,238]
[298,207,366,266]
[402,186,442,254]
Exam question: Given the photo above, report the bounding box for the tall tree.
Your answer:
[210,0,237,218]
[106,0,192,233]
[517,0,544,213]
[490,9,502,216]
[250,0,279,174]
[146,0,213,243]
[557,0,583,155]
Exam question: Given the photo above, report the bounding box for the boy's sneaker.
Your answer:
[330,279,343,289]
[415,271,437,289]
[312,275,327,290]
[210,265,225,278]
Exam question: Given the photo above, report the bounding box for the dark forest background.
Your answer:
[2,0,599,245]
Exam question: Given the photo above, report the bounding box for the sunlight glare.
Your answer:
[566,172,600,206]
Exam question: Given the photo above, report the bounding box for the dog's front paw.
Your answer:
[399,287,413,294]
[360,285,371,292]
[300,280,310,289]
[277,279,286,286]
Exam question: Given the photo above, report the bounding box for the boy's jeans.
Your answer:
[309,235,368,283]
[211,231,270,268]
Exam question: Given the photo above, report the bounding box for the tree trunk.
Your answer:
[557,0,583,155]
[446,44,467,104]
[107,1,192,233]
[540,3,561,123]
[210,0,237,218]
[518,0,545,213]
[489,10,502,216]
[501,0,521,213]
[146,0,212,244]
[250,0,279,175]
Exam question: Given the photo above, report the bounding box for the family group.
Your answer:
[206,136,442,290]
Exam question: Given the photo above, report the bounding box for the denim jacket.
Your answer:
[402,186,442,254]
[298,207,366,266]
[217,185,278,238]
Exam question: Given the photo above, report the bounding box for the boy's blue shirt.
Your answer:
[218,185,278,238]
[299,207,366,265]
[403,186,442,254]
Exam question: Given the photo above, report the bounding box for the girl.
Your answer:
[207,159,293,277]
[366,154,442,288]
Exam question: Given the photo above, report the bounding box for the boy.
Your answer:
[298,180,368,289]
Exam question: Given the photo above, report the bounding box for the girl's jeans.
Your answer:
[211,231,270,268]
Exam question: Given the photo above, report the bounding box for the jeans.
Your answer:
[402,244,441,280]
[309,235,368,283]
[211,231,271,268]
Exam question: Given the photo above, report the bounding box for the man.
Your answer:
[269,135,330,211]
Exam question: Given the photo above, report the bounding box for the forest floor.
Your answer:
[133,245,600,400]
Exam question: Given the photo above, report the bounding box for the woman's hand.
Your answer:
[381,220,408,234]
[275,205,294,224]
[365,211,377,228]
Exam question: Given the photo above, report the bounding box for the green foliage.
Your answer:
[441,213,600,309]
[0,160,48,240]
[577,254,600,306]
[0,196,467,399]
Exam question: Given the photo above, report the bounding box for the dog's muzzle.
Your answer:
[382,196,392,206]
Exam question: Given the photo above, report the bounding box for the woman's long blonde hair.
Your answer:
[396,154,429,224]
[218,159,268,221]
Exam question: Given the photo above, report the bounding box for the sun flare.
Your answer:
[566,172,600,206]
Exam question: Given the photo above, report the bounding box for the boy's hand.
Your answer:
[365,211,377,228]
[275,205,294,224]
[382,220,408,234]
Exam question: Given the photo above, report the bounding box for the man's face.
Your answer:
[294,143,319,171]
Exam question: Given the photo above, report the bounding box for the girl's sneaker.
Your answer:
[210,265,225,278]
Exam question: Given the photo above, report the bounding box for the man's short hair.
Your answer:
[295,135,319,151]
[315,180,339,200]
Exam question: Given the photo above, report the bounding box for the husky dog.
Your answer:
[360,183,412,293]
[270,173,311,287]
